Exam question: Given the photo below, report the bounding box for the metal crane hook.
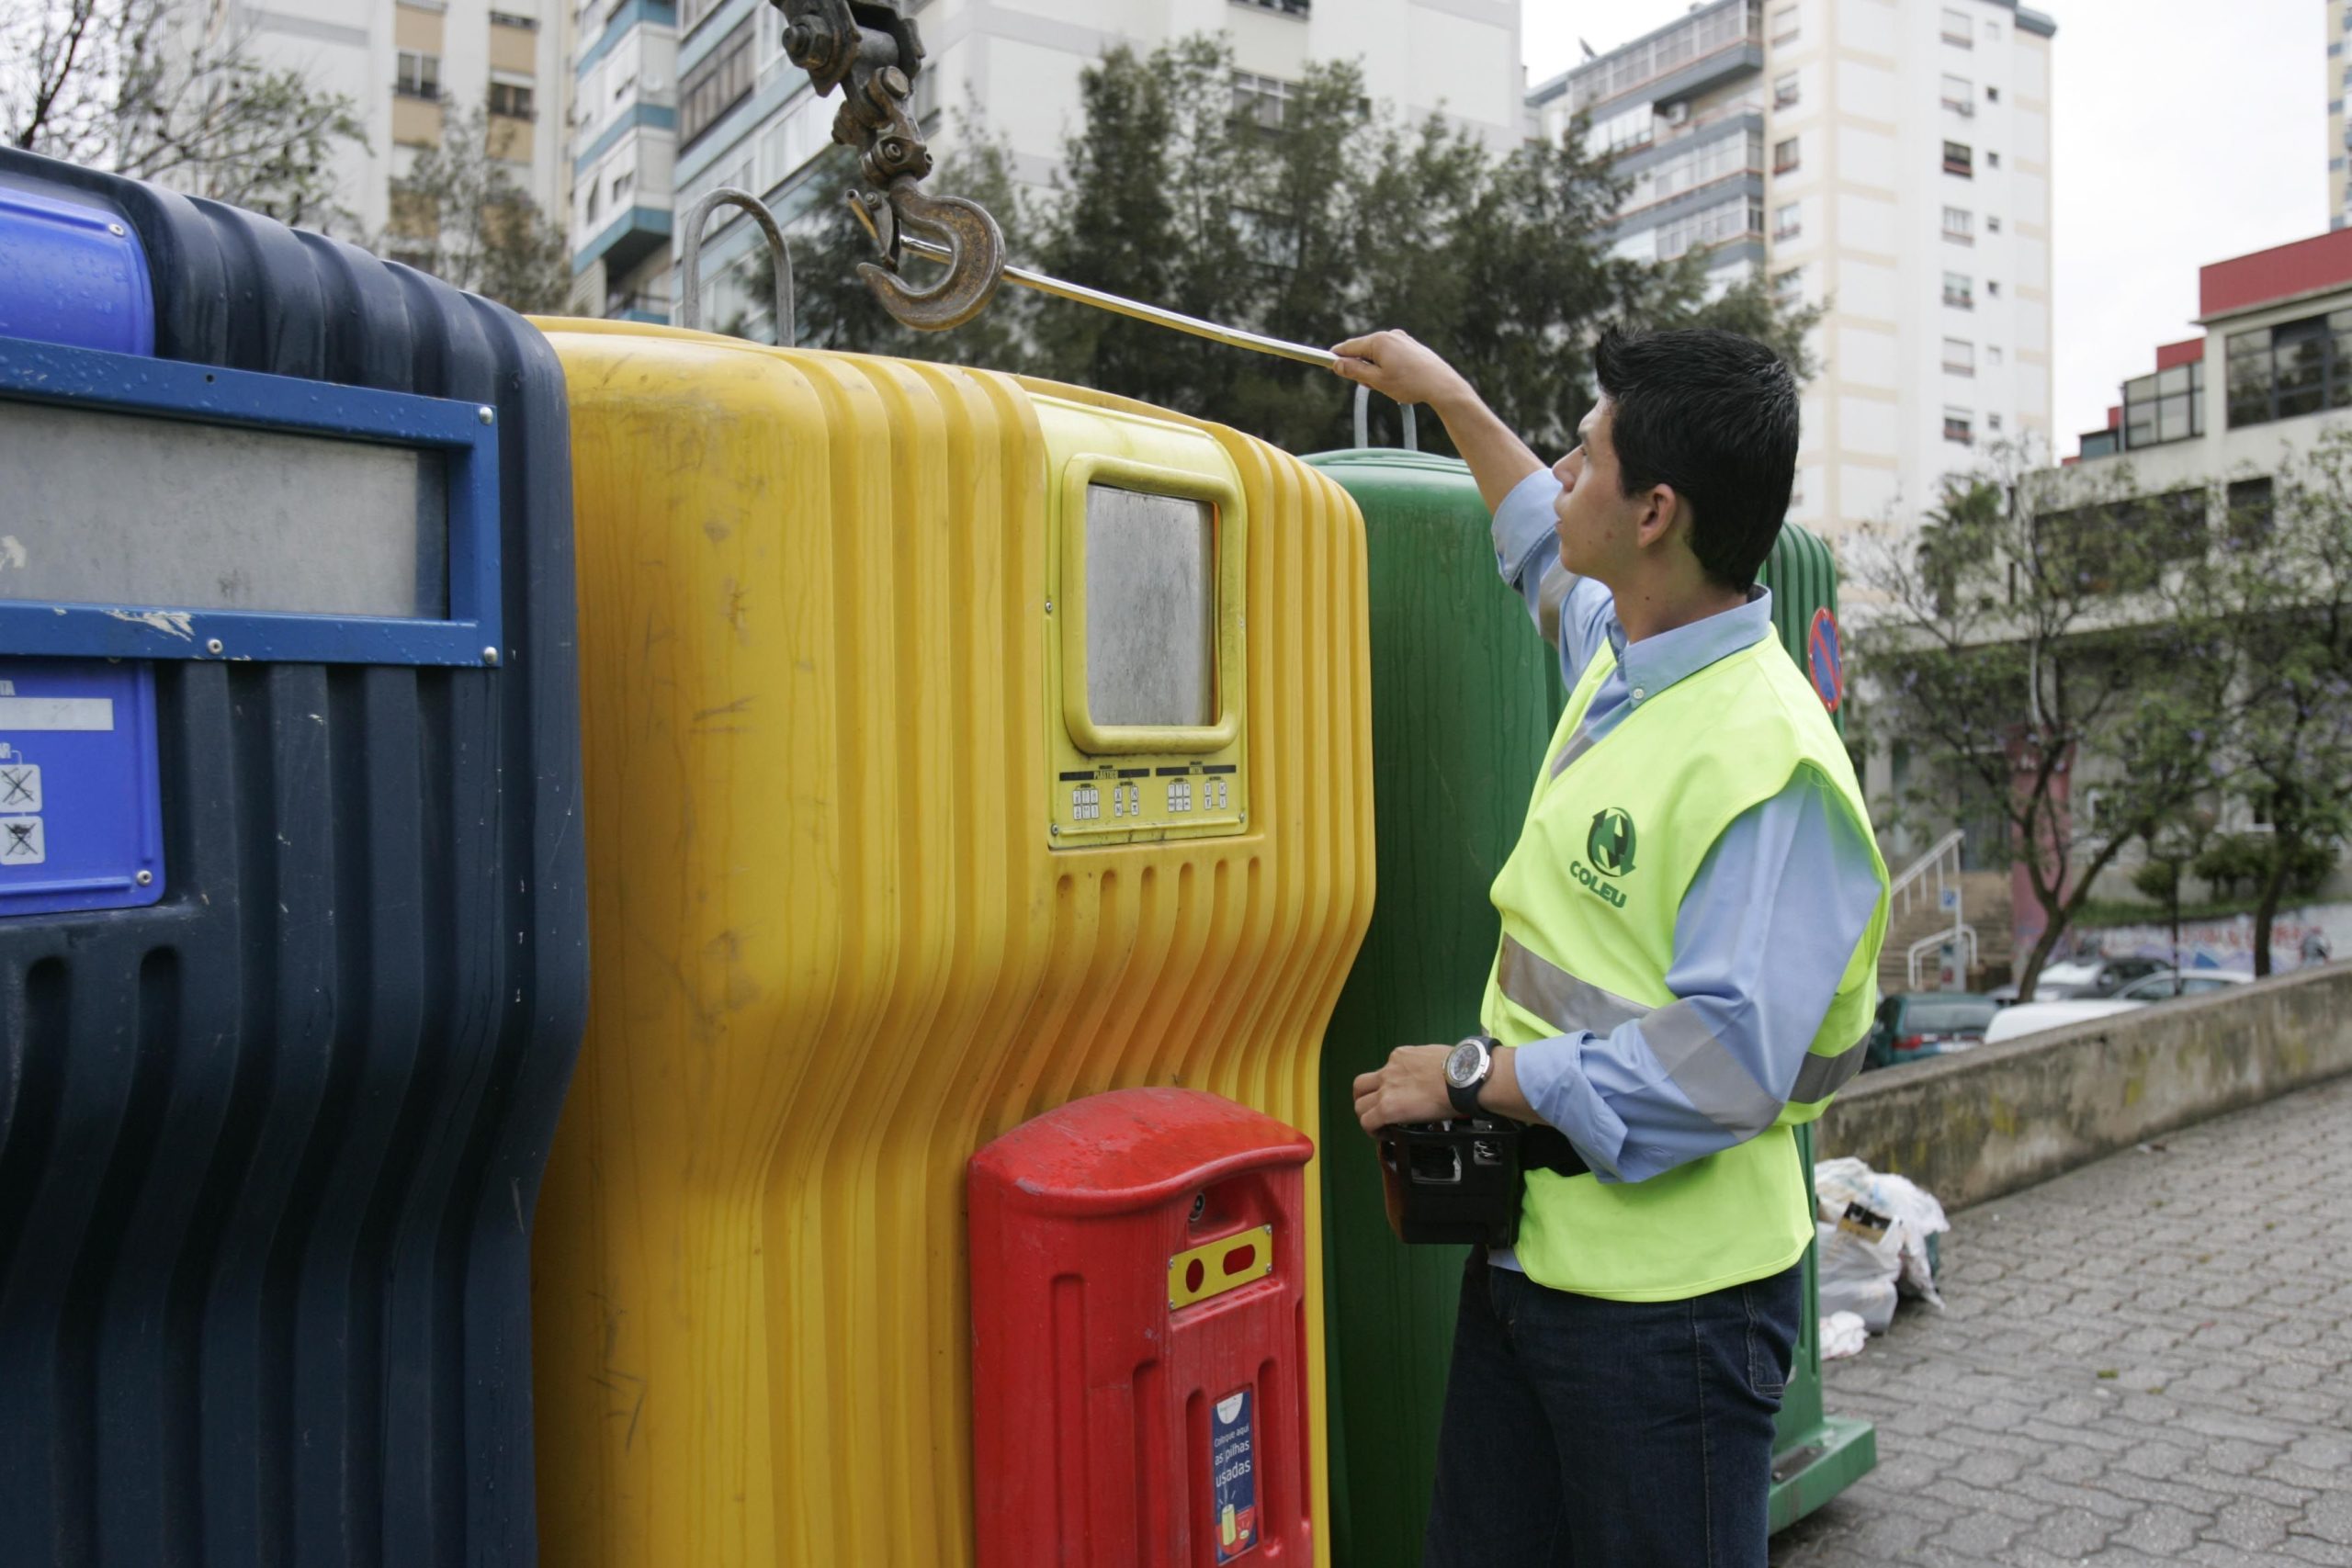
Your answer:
[847,177,1006,333]
[675,186,797,343]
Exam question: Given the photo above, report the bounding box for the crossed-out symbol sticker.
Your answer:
[0,763,38,810]
[0,818,43,863]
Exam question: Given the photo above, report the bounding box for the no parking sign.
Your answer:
[1806,607,1845,713]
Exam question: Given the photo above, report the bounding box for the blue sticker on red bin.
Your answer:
[1211,1387,1257,1562]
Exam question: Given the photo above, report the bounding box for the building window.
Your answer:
[678,17,755,147]
[1942,73,1973,115]
[1773,265,1806,308]
[1986,150,2001,168]
[1773,136,1801,175]
[1944,337,1975,376]
[1943,141,1973,177]
[1588,102,1656,155]
[1774,72,1800,108]
[612,169,634,202]
[2228,310,2352,428]
[1654,195,1764,260]
[1942,205,1973,243]
[1231,0,1312,15]
[1944,407,1973,445]
[1943,271,1973,309]
[1985,19,2001,39]
[1772,5,1798,45]
[489,9,538,28]
[1774,201,1802,242]
[1987,412,2003,431]
[396,51,441,100]
[681,0,723,34]
[2123,359,2205,448]
[1986,85,2001,103]
[1988,344,2004,366]
[1232,72,1295,130]
[489,80,536,119]
[1987,279,2002,297]
[1942,6,1973,46]
[1986,214,2002,232]
[1634,128,1763,208]
[2226,477,2276,545]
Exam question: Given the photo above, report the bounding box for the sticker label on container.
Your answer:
[0,660,164,919]
[1211,1388,1257,1562]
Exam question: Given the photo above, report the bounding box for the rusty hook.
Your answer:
[847,175,1006,333]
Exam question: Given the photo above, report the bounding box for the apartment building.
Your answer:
[568,0,679,318]
[2333,0,2350,230]
[570,0,1528,329]
[1530,0,2057,547]
[227,0,571,242]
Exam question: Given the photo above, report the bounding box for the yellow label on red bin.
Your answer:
[1167,1225,1274,1310]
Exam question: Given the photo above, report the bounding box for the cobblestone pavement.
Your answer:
[1772,1077,2352,1567]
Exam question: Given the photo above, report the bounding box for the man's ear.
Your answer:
[1634,482,1683,549]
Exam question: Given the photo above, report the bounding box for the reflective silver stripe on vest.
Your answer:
[1641,1000,1784,1139]
[1497,935,1861,1134]
[1535,558,1574,648]
[1497,934,1647,1035]
[1548,724,1598,779]
[1791,1030,1871,1103]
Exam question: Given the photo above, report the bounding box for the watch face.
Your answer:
[1445,1039,1484,1089]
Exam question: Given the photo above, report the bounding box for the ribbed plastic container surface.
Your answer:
[531,321,1374,1568]
[0,149,586,1567]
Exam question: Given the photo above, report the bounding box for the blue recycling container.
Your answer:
[0,151,586,1563]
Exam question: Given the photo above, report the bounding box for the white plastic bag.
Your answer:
[1815,1211,1901,1332]
[1819,1311,1868,1360]
[1815,1156,1951,1313]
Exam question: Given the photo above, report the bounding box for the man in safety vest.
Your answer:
[1331,325,1890,1568]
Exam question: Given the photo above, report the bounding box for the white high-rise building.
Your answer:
[569,0,1530,329]
[1530,0,2057,547]
[2331,0,2349,231]
[224,0,573,243]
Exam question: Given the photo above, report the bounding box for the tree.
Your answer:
[1851,450,2238,999]
[6,0,367,232]
[383,103,570,314]
[728,36,1819,456]
[2210,435,2352,974]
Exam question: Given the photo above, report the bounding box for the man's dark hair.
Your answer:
[1592,325,1799,592]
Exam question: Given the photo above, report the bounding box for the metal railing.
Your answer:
[1888,829,1981,990]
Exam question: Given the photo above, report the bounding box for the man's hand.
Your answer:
[1329,330,1474,411]
[1352,1044,1453,1136]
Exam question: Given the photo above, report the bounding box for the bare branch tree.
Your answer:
[383,102,568,314]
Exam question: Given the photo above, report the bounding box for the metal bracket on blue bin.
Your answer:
[0,334,503,666]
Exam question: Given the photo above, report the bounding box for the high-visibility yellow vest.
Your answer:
[1481,632,1889,1302]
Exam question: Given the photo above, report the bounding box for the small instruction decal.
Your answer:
[1211,1388,1257,1562]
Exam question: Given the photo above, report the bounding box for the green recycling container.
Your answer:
[1308,443,1871,1564]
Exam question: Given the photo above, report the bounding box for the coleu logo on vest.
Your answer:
[1586,808,1637,877]
[1570,807,1637,909]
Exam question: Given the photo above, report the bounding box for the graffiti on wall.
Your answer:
[2073,902,2350,975]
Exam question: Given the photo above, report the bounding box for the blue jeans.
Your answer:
[1421,1252,1801,1568]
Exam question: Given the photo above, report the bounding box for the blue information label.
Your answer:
[1210,1387,1258,1562]
[0,659,164,918]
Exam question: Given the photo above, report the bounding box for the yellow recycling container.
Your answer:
[529,319,1374,1568]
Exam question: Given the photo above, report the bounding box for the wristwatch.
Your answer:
[1443,1033,1498,1118]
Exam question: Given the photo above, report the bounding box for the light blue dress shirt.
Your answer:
[1484,468,1882,1247]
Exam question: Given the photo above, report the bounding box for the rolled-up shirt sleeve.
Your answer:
[1490,467,1611,688]
[1508,769,1882,1183]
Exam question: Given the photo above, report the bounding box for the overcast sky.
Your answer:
[1522,0,2325,447]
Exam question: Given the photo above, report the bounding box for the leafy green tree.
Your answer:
[5,0,368,231]
[2209,436,2352,973]
[1852,451,2237,999]
[382,102,569,313]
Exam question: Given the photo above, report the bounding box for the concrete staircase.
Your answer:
[1876,834,2016,995]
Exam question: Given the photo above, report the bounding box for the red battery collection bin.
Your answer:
[968,1089,1316,1567]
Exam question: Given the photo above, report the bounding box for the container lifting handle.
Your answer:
[1352,383,1420,452]
[676,187,797,343]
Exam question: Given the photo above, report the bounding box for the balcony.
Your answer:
[1566,0,1760,116]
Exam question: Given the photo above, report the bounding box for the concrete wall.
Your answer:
[1817,962,2352,1213]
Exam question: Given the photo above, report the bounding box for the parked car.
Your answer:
[1983,997,2143,1044]
[1864,991,2002,1069]
[2113,969,2252,1001]
[1987,955,2174,1004]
